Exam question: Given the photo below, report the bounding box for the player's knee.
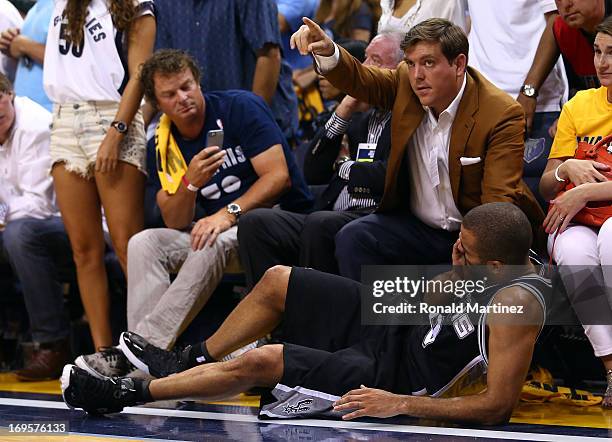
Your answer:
[258,265,291,307]
[234,346,282,383]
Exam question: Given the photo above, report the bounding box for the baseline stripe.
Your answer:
[0,398,607,442]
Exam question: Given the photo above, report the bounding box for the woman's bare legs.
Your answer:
[95,162,145,273]
[52,164,111,349]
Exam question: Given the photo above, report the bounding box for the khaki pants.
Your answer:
[126,226,239,349]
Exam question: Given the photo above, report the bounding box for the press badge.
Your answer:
[356,143,376,162]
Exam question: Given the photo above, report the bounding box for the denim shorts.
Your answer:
[49,101,147,178]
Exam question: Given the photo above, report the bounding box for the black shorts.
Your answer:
[260,267,415,419]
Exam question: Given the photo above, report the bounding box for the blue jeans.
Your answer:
[0,216,73,343]
[524,111,560,209]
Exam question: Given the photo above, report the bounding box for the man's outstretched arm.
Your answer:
[291,17,398,110]
[334,287,544,425]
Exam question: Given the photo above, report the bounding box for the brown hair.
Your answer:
[401,18,469,64]
[0,73,13,94]
[596,15,612,36]
[315,0,381,40]
[140,49,201,107]
[462,203,532,265]
[63,0,137,46]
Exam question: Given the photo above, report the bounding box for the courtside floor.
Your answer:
[0,373,609,441]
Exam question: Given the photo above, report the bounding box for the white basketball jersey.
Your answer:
[43,0,154,103]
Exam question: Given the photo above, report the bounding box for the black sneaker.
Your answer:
[75,347,137,379]
[61,364,138,415]
[119,332,190,378]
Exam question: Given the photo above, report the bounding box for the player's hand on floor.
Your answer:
[333,385,405,420]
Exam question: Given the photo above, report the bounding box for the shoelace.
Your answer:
[97,347,122,364]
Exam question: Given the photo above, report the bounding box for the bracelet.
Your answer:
[554,164,567,183]
[181,175,199,192]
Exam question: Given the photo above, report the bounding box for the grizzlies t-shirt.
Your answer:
[148,90,313,218]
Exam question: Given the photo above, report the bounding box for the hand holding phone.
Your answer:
[187,144,226,188]
[206,129,224,149]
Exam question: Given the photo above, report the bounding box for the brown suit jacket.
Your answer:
[325,47,545,236]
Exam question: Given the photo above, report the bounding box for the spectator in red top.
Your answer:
[520,0,610,137]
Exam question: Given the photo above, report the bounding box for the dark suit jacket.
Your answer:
[304,109,392,210]
[325,47,545,234]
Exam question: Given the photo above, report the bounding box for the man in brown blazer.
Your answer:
[291,17,544,280]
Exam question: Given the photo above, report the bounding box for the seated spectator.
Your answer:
[521,0,610,138]
[63,202,550,427]
[539,17,612,408]
[316,0,381,42]
[294,38,367,142]
[152,0,298,142]
[75,50,313,379]
[0,0,53,110]
[0,74,73,380]
[291,18,544,280]
[466,0,566,208]
[378,0,468,34]
[0,0,23,82]
[239,32,403,286]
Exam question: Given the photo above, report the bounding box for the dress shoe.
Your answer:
[15,339,70,381]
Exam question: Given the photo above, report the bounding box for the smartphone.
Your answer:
[206,129,224,149]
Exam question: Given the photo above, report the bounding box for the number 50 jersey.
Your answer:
[43,0,154,103]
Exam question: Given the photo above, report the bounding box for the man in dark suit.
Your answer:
[291,17,544,281]
[238,32,404,287]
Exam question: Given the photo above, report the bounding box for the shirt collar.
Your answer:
[425,73,468,128]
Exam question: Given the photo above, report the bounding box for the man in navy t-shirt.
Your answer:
[147,90,313,219]
[73,49,312,379]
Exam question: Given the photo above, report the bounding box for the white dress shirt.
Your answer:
[408,75,466,231]
[314,45,466,230]
[0,96,58,222]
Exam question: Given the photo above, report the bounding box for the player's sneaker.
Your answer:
[119,332,258,378]
[119,332,191,378]
[75,347,137,379]
[61,365,139,415]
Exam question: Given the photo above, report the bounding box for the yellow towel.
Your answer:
[521,381,602,407]
[155,113,188,194]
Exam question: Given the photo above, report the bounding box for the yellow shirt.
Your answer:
[549,86,612,159]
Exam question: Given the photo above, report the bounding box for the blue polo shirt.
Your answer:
[154,0,298,139]
[146,90,313,224]
[14,0,53,111]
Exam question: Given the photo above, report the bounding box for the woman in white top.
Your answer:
[378,0,468,34]
[43,0,155,350]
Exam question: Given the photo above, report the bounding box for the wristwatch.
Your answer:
[110,120,128,134]
[226,202,242,220]
[520,84,538,98]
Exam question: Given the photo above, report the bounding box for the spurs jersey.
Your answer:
[43,0,154,103]
[408,273,551,398]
